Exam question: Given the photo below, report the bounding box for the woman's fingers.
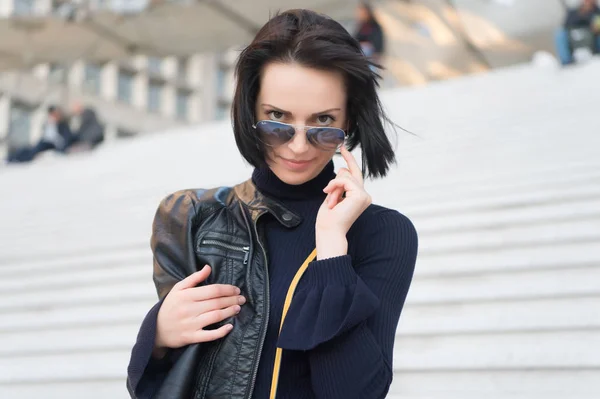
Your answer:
[339,146,363,183]
[196,295,246,314]
[197,304,242,327]
[323,175,358,195]
[337,167,351,178]
[186,284,240,302]
[191,323,234,343]
[326,187,344,208]
[324,177,371,207]
[174,265,212,290]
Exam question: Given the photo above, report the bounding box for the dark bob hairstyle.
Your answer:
[232,9,395,178]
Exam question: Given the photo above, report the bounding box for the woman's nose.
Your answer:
[287,128,310,153]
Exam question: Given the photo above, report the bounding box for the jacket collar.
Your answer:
[233,179,302,228]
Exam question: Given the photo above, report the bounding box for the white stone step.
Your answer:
[0,325,139,356]
[398,296,600,335]
[408,266,600,305]
[0,301,153,332]
[391,163,600,202]
[0,264,148,292]
[416,198,600,234]
[0,381,128,399]
[388,370,600,399]
[0,239,148,265]
[393,330,600,370]
[420,218,600,254]
[0,282,155,312]
[418,241,600,276]
[0,351,126,383]
[0,248,150,276]
[403,184,600,217]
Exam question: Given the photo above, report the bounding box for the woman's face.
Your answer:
[255,62,347,185]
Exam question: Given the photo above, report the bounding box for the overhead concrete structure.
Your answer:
[0,59,599,398]
[0,0,358,71]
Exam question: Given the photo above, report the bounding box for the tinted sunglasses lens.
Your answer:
[307,127,345,150]
[255,121,295,147]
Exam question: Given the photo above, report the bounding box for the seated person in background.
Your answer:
[354,2,385,68]
[555,0,600,65]
[67,101,105,152]
[7,106,72,163]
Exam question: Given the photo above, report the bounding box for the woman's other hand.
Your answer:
[153,265,245,357]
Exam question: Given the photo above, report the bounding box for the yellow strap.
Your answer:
[269,248,317,399]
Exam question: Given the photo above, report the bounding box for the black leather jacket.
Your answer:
[149,179,301,399]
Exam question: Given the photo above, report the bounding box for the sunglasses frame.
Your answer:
[252,120,347,150]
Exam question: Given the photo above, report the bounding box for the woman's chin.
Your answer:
[271,164,322,185]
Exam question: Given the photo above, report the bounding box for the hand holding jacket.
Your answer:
[154,265,244,357]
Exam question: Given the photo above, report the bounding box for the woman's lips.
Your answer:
[281,158,313,171]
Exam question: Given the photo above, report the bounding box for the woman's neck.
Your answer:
[252,162,335,201]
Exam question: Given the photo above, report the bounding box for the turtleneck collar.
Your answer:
[252,161,335,201]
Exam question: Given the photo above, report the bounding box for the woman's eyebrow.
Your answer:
[261,103,289,113]
[261,104,341,116]
[310,108,341,117]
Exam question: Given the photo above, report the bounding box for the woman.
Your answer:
[127,9,417,399]
[354,2,385,67]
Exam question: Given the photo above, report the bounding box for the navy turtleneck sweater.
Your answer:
[250,162,417,398]
[127,162,418,399]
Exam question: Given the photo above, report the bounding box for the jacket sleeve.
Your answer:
[277,210,418,398]
[127,191,202,398]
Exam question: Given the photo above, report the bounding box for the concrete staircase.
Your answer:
[1,60,599,398]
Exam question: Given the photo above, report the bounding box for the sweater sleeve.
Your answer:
[126,191,202,398]
[127,299,182,398]
[278,209,418,398]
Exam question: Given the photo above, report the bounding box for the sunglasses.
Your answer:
[252,120,346,151]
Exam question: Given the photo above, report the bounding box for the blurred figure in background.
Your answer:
[68,101,105,152]
[354,2,385,68]
[555,0,600,65]
[6,106,72,163]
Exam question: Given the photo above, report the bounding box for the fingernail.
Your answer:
[226,324,234,330]
[235,287,241,295]
[238,296,246,305]
[235,305,241,313]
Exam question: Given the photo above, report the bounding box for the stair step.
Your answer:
[418,241,600,275]
[0,282,155,312]
[0,248,150,277]
[387,370,600,399]
[0,325,139,356]
[0,301,153,332]
[0,380,128,399]
[417,198,600,234]
[420,218,600,254]
[0,351,127,383]
[393,330,600,370]
[398,296,600,335]
[408,266,600,304]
